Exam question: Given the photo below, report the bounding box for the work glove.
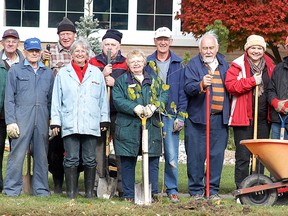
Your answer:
[253,73,262,85]
[271,99,288,114]
[134,105,145,118]
[173,118,185,132]
[144,104,157,118]
[7,123,20,139]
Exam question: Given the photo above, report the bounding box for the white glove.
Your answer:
[173,118,185,132]
[134,105,145,118]
[7,123,20,139]
[253,73,262,85]
[144,104,157,118]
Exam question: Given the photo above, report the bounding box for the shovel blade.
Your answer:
[23,174,32,194]
[134,183,152,205]
[97,176,117,199]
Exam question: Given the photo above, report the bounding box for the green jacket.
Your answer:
[0,63,7,112]
[112,71,168,157]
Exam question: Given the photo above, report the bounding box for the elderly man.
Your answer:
[4,37,54,196]
[89,29,128,197]
[41,17,78,194]
[0,29,25,193]
[145,27,187,203]
[184,31,230,200]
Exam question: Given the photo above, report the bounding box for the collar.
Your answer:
[24,59,45,69]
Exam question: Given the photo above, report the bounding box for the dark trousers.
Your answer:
[0,119,6,192]
[233,121,271,188]
[120,156,159,199]
[185,115,228,196]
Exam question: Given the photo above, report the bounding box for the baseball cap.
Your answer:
[154,27,172,39]
[24,37,42,51]
[2,29,19,39]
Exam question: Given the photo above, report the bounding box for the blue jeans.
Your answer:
[163,116,180,195]
[63,134,97,168]
[185,114,228,196]
[271,123,288,139]
[120,156,159,199]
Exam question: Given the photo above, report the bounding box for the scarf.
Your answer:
[247,57,265,96]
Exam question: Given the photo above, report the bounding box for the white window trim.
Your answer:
[0,0,197,46]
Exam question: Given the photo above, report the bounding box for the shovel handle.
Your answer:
[205,88,210,198]
[251,85,259,173]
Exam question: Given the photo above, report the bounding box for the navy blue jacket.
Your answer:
[184,53,230,124]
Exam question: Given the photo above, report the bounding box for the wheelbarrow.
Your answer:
[234,138,288,205]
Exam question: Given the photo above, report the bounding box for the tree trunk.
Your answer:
[266,41,282,64]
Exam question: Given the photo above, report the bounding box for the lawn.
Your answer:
[0,151,288,215]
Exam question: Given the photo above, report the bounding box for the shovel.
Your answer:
[135,116,152,205]
[205,88,210,198]
[97,50,117,198]
[23,147,32,194]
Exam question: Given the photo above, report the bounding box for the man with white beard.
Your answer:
[184,31,230,200]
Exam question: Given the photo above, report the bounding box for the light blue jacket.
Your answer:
[51,62,110,138]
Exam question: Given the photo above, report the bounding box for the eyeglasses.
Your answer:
[129,60,144,65]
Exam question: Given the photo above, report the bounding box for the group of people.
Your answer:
[0,16,287,204]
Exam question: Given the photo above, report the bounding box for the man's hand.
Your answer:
[105,76,115,87]
[202,74,213,88]
[42,49,51,61]
[103,64,112,77]
[173,118,185,132]
[7,123,20,139]
[271,99,288,114]
[134,105,145,118]
[144,104,157,118]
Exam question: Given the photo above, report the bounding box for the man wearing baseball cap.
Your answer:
[145,27,187,203]
[3,37,54,196]
[89,29,128,198]
[0,28,25,193]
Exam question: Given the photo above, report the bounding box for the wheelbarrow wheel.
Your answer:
[239,174,278,206]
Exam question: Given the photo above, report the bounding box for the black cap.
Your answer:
[57,17,76,34]
[102,29,122,43]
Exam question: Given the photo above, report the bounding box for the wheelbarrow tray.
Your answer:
[241,138,288,181]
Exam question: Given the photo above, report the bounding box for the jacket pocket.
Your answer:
[62,111,73,130]
[115,118,139,143]
[16,75,29,91]
[90,81,101,99]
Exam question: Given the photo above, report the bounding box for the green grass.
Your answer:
[2,151,288,215]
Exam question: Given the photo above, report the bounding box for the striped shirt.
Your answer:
[209,69,224,114]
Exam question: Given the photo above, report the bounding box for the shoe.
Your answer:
[209,194,221,200]
[124,197,134,203]
[190,194,204,201]
[169,194,179,203]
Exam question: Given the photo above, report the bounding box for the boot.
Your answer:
[84,166,96,198]
[53,173,64,194]
[64,167,78,199]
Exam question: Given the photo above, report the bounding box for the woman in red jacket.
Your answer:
[225,35,275,189]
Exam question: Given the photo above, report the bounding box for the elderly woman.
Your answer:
[225,35,275,189]
[50,38,110,199]
[112,49,168,201]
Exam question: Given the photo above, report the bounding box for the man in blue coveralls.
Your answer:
[3,37,54,196]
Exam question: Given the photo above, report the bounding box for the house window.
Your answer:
[137,0,173,31]
[48,0,84,28]
[93,0,128,30]
[5,0,40,27]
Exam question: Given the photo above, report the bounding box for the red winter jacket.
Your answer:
[225,53,275,126]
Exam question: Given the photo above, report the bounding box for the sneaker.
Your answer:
[190,194,204,200]
[209,194,221,200]
[169,194,180,203]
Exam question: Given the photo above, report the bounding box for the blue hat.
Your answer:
[24,37,42,51]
